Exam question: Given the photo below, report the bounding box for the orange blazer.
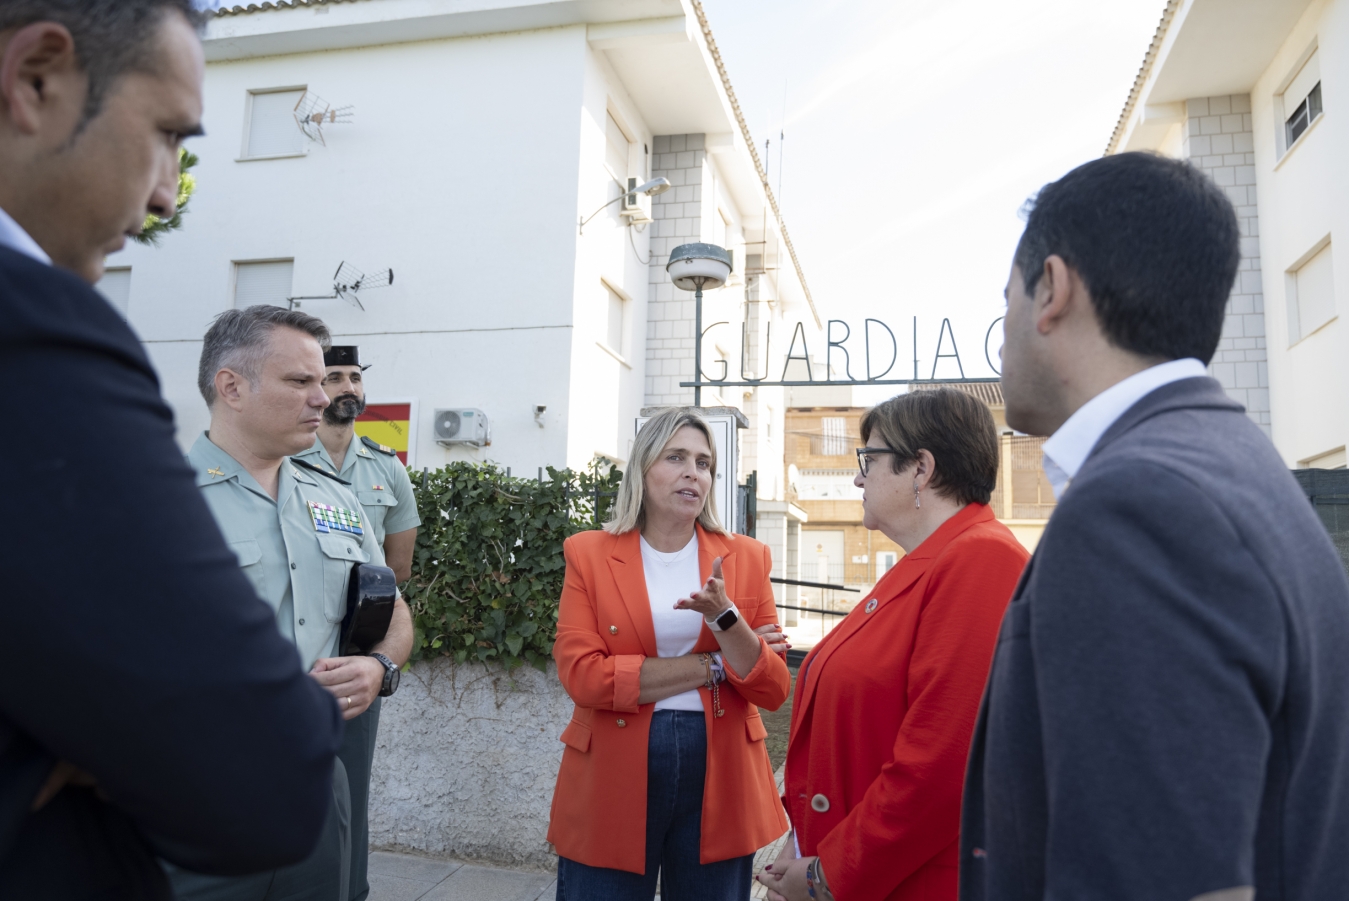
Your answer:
[548,524,791,874]
[785,504,1028,901]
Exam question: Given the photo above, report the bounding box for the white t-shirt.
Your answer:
[639,533,706,712]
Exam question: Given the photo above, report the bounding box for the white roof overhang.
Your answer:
[205,0,817,324]
[1109,0,1316,154]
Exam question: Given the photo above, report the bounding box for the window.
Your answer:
[1282,51,1323,150]
[1287,241,1335,343]
[604,282,625,355]
[1300,447,1347,470]
[605,112,629,182]
[820,417,848,455]
[876,551,898,579]
[95,267,132,317]
[244,89,305,159]
[234,260,294,308]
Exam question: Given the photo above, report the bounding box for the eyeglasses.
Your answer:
[856,447,902,477]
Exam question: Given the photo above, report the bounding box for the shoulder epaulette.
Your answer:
[361,435,398,456]
[291,456,352,485]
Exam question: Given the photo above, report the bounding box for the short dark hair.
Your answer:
[1014,152,1241,364]
[859,388,999,506]
[198,305,331,407]
[0,1,206,126]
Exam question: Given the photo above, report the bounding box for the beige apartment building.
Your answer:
[785,383,1053,606]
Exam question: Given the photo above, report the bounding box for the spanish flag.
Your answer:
[355,403,412,464]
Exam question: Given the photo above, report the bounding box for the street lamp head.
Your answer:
[634,177,672,196]
[667,242,732,291]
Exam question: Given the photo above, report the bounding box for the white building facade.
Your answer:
[102,0,822,559]
[1110,0,1348,469]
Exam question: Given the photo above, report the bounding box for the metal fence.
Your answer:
[1294,469,1349,573]
[989,434,1056,521]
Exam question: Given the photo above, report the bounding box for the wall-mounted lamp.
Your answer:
[579,177,671,234]
[666,242,732,407]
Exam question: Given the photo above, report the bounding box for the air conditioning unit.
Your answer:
[621,177,653,224]
[434,408,490,447]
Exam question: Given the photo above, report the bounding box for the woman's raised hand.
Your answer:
[674,556,731,618]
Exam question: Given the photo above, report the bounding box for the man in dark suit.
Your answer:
[961,152,1349,901]
[0,3,343,899]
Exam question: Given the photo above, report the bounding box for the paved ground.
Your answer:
[369,766,790,901]
[368,852,556,901]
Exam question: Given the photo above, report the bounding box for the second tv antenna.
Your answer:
[288,261,394,311]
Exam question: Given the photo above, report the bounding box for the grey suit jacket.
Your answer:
[960,376,1349,901]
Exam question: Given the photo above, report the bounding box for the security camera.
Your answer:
[534,404,547,428]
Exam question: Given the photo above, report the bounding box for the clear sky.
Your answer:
[703,0,1165,390]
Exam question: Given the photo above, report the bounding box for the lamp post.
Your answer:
[578,177,671,234]
[666,242,733,407]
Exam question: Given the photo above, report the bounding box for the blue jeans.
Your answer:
[556,710,754,901]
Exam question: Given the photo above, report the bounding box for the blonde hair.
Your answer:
[605,406,726,535]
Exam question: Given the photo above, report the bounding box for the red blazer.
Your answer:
[785,504,1028,901]
[548,525,791,874]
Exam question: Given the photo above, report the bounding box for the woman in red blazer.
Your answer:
[759,389,1029,901]
[549,406,790,901]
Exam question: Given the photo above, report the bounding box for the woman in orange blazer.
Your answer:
[758,389,1029,901]
[548,406,791,901]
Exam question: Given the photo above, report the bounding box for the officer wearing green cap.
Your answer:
[294,343,420,901]
[171,307,413,901]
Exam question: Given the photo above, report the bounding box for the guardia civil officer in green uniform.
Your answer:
[170,306,414,901]
[294,345,421,901]
[296,346,421,578]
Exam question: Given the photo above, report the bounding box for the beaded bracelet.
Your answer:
[698,652,725,718]
[805,858,818,900]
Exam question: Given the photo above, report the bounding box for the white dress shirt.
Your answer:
[639,533,706,712]
[0,205,50,266]
[1041,358,1208,499]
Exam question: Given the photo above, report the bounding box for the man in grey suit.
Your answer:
[961,152,1349,901]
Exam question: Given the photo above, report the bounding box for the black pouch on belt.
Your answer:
[339,563,397,656]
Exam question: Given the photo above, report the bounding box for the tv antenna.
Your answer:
[287,261,394,311]
[293,90,353,145]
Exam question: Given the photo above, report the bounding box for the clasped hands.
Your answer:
[310,654,385,720]
[757,848,833,901]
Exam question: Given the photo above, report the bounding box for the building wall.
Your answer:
[107,25,661,475]
[1179,94,1272,435]
[644,133,709,408]
[1250,0,1349,466]
[567,43,657,467]
[786,402,1047,575]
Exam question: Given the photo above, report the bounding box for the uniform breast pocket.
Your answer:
[228,539,267,600]
[316,534,370,623]
[356,489,396,510]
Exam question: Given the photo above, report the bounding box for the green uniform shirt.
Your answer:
[294,435,421,546]
[189,432,387,670]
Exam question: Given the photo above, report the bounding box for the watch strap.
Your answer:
[369,652,397,696]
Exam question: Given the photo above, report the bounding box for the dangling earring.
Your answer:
[914,483,921,509]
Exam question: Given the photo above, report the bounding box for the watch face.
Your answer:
[716,608,738,630]
[386,666,400,695]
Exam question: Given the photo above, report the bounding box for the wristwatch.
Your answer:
[705,606,740,632]
[369,652,400,697]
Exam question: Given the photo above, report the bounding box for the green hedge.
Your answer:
[404,462,623,671]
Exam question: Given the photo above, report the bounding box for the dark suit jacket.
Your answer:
[960,377,1349,901]
[0,247,344,900]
